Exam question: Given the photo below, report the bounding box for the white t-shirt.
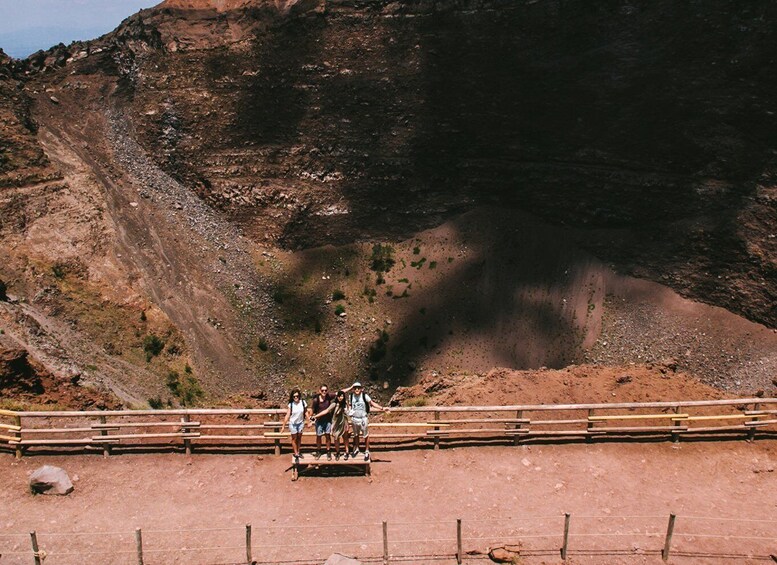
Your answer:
[289,400,306,424]
[350,393,371,419]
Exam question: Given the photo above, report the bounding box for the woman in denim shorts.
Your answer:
[282,388,308,462]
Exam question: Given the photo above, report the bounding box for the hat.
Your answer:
[352,381,363,388]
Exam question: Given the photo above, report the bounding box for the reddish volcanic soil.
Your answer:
[2,367,776,565]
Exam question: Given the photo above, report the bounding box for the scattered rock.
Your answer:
[488,545,522,563]
[29,465,74,495]
[616,375,632,384]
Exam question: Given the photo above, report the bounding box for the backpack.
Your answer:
[350,392,370,415]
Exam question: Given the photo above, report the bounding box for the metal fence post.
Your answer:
[135,527,144,565]
[99,415,110,458]
[672,406,682,443]
[662,513,676,562]
[561,513,570,561]
[513,410,523,445]
[382,520,389,565]
[246,523,252,564]
[748,403,759,441]
[30,531,41,565]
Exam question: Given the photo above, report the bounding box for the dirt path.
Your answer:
[2,441,775,564]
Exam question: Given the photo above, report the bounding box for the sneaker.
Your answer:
[364,451,370,461]
[352,448,360,457]
[326,452,332,461]
[344,453,350,461]
[335,453,340,461]
[293,454,300,463]
[313,451,320,460]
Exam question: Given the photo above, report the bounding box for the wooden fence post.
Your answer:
[661,513,676,562]
[30,531,42,565]
[586,410,594,443]
[672,406,682,443]
[135,527,144,565]
[182,414,192,455]
[273,412,281,456]
[513,410,523,446]
[14,415,22,459]
[382,520,389,565]
[245,523,252,564]
[748,403,759,442]
[99,415,110,458]
[456,518,462,565]
[433,411,440,450]
[561,513,570,561]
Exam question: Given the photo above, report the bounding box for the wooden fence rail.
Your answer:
[0,398,775,458]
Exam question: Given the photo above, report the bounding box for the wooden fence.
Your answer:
[1,398,775,458]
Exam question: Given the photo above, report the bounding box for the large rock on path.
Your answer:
[323,554,362,565]
[29,465,74,495]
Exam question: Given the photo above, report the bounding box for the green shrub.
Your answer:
[412,246,420,255]
[184,364,193,374]
[370,244,395,273]
[429,261,437,270]
[334,304,346,316]
[148,397,164,409]
[410,258,426,269]
[332,289,346,301]
[51,262,67,279]
[258,338,269,351]
[143,334,165,361]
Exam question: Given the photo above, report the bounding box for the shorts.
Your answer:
[289,421,304,435]
[315,420,333,436]
[351,417,369,438]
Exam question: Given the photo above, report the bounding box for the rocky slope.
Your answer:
[0,0,775,406]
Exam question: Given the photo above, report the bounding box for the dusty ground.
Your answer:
[1,440,775,565]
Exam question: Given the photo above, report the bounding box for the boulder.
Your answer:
[29,465,74,495]
[323,554,362,565]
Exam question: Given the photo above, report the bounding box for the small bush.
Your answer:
[258,338,269,351]
[0,279,7,301]
[410,258,426,269]
[412,246,420,255]
[429,261,437,270]
[51,262,67,279]
[334,304,346,316]
[143,334,165,362]
[139,310,147,322]
[332,289,346,301]
[370,244,395,273]
[148,397,164,409]
[166,371,181,395]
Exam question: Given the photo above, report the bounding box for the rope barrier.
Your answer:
[142,526,244,534]
[568,532,664,537]
[256,540,381,549]
[674,533,777,541]
[573,515,667,520]
[143,545,245,553]
[254,522,383,530]
[462,534,559,541]
[680,516,777,524]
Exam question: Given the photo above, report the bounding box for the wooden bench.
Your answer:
[291,457,371,481]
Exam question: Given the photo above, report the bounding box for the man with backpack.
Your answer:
[347,381,387,461]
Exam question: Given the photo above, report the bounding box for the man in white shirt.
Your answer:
[348,381,387,461]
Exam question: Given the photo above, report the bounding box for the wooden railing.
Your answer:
[1,398,775,458]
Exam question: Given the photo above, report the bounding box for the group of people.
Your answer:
[282,382,387,463]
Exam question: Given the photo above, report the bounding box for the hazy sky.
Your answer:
[0,0,159,59]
